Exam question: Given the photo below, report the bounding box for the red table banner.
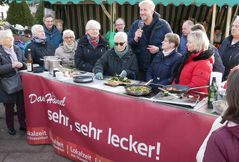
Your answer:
[22,73,216,162]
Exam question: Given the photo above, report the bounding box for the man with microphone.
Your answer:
[128,0,172,81]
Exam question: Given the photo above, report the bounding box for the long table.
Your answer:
[21,71,216,162]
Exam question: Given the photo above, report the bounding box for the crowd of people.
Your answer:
[1,0,239,161]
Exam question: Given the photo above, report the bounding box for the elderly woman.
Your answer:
[0,29,26,135]
[55,29,77,68]
[75,20,109,72]
[94,32,138,79]
[25,24,55,67]
[146,33,182,85]
[174,30,214,94]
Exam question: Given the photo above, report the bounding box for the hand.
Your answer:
[119,70,127,78]
[134,29,143,42]
[12,62,23,68]
[95,72,103,80]
[147,45,159,54]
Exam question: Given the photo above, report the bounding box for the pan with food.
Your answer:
[125,79,153,96]
[125,84,152,96]
[163,84,209,94]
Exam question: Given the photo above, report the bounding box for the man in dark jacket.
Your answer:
[94,32,138,80]
[219,17,239,81]
[43,14,62,50]
[128,0,172,80]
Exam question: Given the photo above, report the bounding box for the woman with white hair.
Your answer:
[55,29,78,68]
[174,30,214,95]
[25,24,55,67]
[0,29,27,135]
[75,20,109,72]
[94,32,138,79]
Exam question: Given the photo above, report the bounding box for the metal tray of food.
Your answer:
[151,92,200,107]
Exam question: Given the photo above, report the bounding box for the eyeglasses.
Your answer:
[115,42,125,46]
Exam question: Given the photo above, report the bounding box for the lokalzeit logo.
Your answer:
[28,92,66,107]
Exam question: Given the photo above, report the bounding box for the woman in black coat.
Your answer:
[25,24,55,67]
[94,32,138,79]
[75,20,109,72]
[0,29,27,135]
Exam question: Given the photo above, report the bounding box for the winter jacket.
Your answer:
[178,35,187,55]
[43,25,62,50]
[25,40,55,67]
[55,41,78,68]
[203,123,239,162]
[209,45,225,74]
[0,45,26,103]
[178,50,214,94]
[128,12,172,72]
[94,46,138,79]
[146,50,181,85]
[219,35,239,80]
[75,35,109,72]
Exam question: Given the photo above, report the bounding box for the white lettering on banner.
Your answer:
[28,93,66,107]
[48,110,69,127]
[75,122,103,140]
[70,147,92,161]
[27,130,47,137]
[107,128,161,160]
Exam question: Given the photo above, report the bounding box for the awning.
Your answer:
[44,0,238,7]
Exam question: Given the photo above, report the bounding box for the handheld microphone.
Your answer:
[138,20,144,30]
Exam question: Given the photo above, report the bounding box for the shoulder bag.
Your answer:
[0,71,22,94]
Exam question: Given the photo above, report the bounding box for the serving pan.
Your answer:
[164,85,209,94]
[125,84,152,96]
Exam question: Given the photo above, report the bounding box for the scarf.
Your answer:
[62,41,77,53]
[114,45,129,58]
[32,36,46,44]
[3,46,18,63]
[87,34,99,48]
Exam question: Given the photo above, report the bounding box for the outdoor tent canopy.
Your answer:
[13,0,239,7]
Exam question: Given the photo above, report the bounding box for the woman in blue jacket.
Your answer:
[146,33,181,85]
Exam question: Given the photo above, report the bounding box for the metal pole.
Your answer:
[225,6,232,37]
[210,4,217,43]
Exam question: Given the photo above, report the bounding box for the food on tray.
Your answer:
[63,69,81,77]
[109,76,131,83]
[105,76,131,87]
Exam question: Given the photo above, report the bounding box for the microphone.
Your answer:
[138,20,144,30]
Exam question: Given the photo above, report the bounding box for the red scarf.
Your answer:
[89,35,99,47]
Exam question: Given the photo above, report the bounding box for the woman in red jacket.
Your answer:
[175,30,214,94]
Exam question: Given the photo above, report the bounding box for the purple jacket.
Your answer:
[203,123,239,162]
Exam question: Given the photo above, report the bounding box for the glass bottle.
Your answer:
[208,77,218,109]
[27,48,33,72]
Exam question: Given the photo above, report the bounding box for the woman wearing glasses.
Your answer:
[75,20,109,72]
[146,33,182,85]
[94,32,138,80]
[55,29,77,68]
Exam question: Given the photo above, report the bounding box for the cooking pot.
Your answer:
[48,59,61,75]
[42,56,60,71]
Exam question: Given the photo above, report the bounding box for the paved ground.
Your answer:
[0,103,72,162]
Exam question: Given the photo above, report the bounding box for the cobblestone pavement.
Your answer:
[0,103,72,162]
